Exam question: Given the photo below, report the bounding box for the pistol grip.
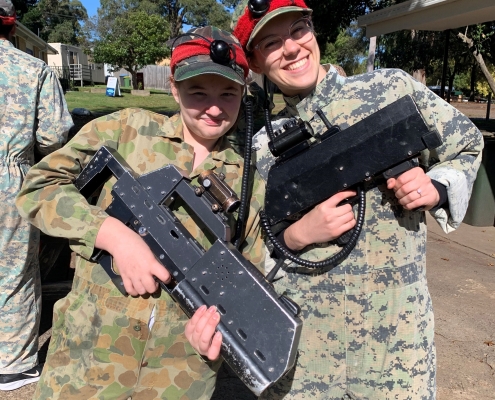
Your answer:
[382,158,419,180]
[96,252,128,296]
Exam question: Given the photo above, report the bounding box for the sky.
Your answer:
[80,0,100,18]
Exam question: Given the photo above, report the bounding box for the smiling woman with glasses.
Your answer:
[230,0,484,400]
[253,16,314,59]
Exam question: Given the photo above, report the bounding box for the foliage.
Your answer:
[159,0,233,37]
[11,0,37,17]
[92,10,170,89]
[320,24,368,76]
[18,0,88,46]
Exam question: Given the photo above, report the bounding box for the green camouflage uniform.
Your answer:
[252,67,483,399]
[0,39,71,374]
[16,108,266,400]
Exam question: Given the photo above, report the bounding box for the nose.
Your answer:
[282,36,300,56]
[205,103,223,117]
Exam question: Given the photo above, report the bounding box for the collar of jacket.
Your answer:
[281,66,345,122]
[0,39,13,48]
[160,113,244,168]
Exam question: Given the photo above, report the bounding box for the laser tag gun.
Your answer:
[74,146,302,396]
[264,94,443,226]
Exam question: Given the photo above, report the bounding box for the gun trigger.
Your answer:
[99,254,128,296]
[279,294,301,317]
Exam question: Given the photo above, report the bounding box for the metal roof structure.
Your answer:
[358,0,495,38]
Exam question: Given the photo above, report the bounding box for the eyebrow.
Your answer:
[187,84,240,92]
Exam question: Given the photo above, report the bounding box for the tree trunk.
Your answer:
[126,68,138,90]
[470,61,477,102]
[367,36,376,73]
[458,31,495,95]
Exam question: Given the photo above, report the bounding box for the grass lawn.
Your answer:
[64,90,287,136]
[65,90,180,117]
[65,90,495,136]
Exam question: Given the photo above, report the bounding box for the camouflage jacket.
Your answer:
[253,67,483,272]
[0,40,72,164]
[17,108,266,285]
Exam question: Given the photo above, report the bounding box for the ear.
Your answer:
[248,55,263,74]
[170,79,180,103]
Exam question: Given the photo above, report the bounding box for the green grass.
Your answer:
[65,90,179,116]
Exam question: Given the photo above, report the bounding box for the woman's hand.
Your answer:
[185,305,222,361]
[387,167,440,211]
[95,217,171,296]
[283,190,357,251]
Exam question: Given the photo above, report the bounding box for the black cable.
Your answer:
[260,186,366,273]
[263,75,276,142]
[233,94,254,248]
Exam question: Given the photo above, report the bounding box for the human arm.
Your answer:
[407,77,483,231]
[95,216,171,296]
[35,66,73,156]
[282,189,357,251]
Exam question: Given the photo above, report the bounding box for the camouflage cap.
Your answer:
[0,0,15,17]
[232,0,312,52]
[171,26,249,86]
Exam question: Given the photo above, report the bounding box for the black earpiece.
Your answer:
[210,40,232,66]
[172,34,234,67]
[248,0,270,18]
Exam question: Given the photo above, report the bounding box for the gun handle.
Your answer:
[96,251,128,296]
[382,158,419,180]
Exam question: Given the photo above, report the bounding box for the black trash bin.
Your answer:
[463,135,495,227]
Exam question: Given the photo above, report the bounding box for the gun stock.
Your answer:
[74,146,302,396]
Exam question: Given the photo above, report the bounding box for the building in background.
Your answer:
[10,21,57,63]
[47,43,106,87]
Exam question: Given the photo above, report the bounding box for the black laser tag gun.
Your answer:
[74,146,302,396]
[264,94,443,225]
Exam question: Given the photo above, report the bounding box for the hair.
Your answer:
[0,8,14,37]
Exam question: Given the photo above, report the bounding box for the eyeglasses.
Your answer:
[253,17,314,59]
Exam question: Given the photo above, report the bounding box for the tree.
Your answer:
[11,0,37,17]
[19,0,88,45]
[457,24,495,96]
[160,0,232,38]
[92,10,170,89]
[320,23,368,76]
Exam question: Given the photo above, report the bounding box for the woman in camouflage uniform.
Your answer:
[227,1,483,399]
[16,26,266,400]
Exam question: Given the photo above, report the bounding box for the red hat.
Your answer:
[0,0,16,25]
[170,26,249,86]
[233,0,312,52]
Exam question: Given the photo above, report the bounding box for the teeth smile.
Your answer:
[286,58,307,71]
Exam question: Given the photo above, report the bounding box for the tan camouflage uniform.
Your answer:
[252,67,483,399]
[16,108,266,399]
[0,39,71,374]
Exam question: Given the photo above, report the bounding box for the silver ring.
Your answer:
[417,188,422,196]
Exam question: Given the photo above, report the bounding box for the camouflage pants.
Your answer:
[0,164,41,374]
[34,275,220,400]
[259,262,436,400]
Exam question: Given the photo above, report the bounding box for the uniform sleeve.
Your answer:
[16,110,126,259]
[35,66,73,156]
[409,76,483,232]
[239,167,266,272]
